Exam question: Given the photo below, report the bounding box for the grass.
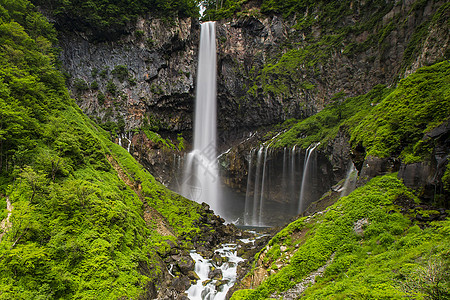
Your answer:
[232,174,450,299]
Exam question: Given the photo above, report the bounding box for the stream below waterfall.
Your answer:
[186,243,243,300]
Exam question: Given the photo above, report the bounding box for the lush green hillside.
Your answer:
[0,1,203,298]
[272,61,450,163]
[232,174,450,299]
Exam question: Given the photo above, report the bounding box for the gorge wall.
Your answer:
[59,0,448,143]
[53,0,449,221]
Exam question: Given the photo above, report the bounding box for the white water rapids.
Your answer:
[186,243,244,300]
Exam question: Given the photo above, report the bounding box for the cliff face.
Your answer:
[56,0,448,202]
[59,0,447,140]
[59,17,198,132]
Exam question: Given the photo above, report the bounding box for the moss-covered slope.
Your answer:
[0,1,205,298]
[272,60,450,163]
[232,174,450,299]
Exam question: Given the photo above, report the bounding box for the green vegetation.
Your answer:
[273,61,450,162]
[201,0,248,20]
[0,1,205,298]
[143,130,178,151]
[32,0,200,40]
[232,174,450,299]
[350,62,450,160]
[111,65,129,82]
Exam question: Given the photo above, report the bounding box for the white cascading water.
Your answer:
[340,162,358,197]
[244,149,254,225]
[182,22,220,214]
[252,147,263,225]
[298,143,320,214]
[258,147,269,226]
[186,244,244,300]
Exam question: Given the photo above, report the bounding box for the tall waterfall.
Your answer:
[182,22,221,214]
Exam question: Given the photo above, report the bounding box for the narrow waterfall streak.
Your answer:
[258,147,269,226]
[290,146,297,210]
[181,22,221,214]
[244,150,254,225]
[340,163,358,197]
[252,147,263,225]
[298,143,320,214]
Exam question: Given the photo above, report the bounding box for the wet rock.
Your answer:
[172,276,191,293]
[177,255,195,275]
[353,218,369,236]
[187,271,199,281]
[212,253,224,266]
[358,156,401,185]
[208,268,223,280]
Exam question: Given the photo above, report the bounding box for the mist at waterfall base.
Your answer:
[243,145,330,226]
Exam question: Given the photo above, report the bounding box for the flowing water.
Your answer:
[181,22,221,214]
[186,244,244,300]
[298,142,319,214]
[340,162,358,197]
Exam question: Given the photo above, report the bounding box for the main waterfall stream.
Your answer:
[181,21,221,215]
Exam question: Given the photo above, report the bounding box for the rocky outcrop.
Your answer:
[59,16,198,133]
[398,119,450,204]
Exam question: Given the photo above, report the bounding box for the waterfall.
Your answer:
[298,143,319,214]
[340,163,358,197]
[244,149,254,225]
[117,133,132,153]
[182,22,220,214]
[251,147,263,225]
[258,147,269,226]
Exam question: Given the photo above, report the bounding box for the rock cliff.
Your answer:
[53,0,448,212]
[58,0,448,144]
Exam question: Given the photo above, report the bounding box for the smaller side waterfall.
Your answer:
[244,150,255,225]
[298,143,320,214]
[117,133,132,153]
[340,163,358,197]
[258,147,269,226]
[251,147,263,225]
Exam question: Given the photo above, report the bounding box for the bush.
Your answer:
[112,65,129,82]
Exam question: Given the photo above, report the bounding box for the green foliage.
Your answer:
[111,65,129,82]
[201,0,247,20]
[106,80,117,96]
[31,0,200,41]
[273,84,392,149]
[90,80,98,90]
[97,91,105,105]
[0,2,206,298]
[350,61,450,159]
[273,61,450,162]
[73,78,89,92]
[143,130,177,151]
[232,174,450,299]
[442,160,450,193]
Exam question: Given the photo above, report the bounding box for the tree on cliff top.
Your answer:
[32,0,200,41]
